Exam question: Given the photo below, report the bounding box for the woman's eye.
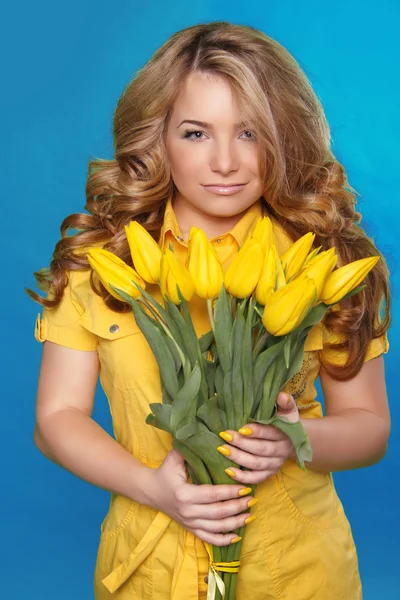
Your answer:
[182,129,256,142]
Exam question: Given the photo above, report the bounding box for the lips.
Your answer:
[203,183,248,195]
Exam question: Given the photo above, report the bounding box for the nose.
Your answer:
[209,140,240,175]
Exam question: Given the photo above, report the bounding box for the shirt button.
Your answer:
[204,576,209,584]
[217,238,221,243]
[109,324,119,333]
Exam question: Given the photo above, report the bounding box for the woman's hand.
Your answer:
[217,392,300,485]
[144,448,258,546]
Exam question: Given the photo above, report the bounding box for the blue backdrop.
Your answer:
[3,1,398,598]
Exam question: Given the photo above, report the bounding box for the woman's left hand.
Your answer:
[218,392,300,485]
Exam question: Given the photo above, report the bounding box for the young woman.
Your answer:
[29,21,391,600]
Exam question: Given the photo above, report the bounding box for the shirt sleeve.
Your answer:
[319,324,389,367]
[34,270,98,351]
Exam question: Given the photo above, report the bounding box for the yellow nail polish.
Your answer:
[230,536,242,544]
[217,445,231,457]
[219,431,233,443]
[244,515,257,525]
[238,427,253,436]
[247,498,259,508]
[225,468,236,478]
[238,487,252,497]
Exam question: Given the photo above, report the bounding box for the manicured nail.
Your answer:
[238,487,252,497]
[247,498,259,508]
[230,536,242,544]
[219,431,233,443]
[217,445,231,457]
[225,468,236,478]
[244,515,257,525]
[238,427,253,436]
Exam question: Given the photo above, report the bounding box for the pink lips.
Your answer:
[203,184,247,195]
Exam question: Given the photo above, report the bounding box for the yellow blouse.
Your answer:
[34,199,388,600]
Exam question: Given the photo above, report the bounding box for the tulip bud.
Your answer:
[160,248,195,304]
[224,238,264,298]
[301,247,338,297]
[280,232,316,281]
[320,256,380,305]
[262,276,317,336]
[187,227,224,299]
[256,246,276,305]
[275,247,286,289]
[251,216,273,253]
[87,248,145,300]
[125,221,162,284]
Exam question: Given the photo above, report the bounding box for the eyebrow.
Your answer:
[177,119,247,129]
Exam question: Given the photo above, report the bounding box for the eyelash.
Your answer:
[182,129,256,142]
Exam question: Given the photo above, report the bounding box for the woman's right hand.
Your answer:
[143,449,256,546]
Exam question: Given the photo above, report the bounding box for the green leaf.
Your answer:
[146,403,173,434]
[129,300,180,399]
[213,286,233,373]
[196,395,227,434]
[253,340,285,409]
[171,362,202,431]
[199,329,215,353]
[268,417,312,470]
[283,335,291,369]
[203,358,217,399]
[214,364,225,412]
[242,298,254,421]
[175,420,198,441]
[230,303,245,429]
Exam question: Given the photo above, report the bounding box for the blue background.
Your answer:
[2,1,398,598]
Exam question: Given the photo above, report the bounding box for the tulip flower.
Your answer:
[300,247,338,297]
[160,248,195,304]
[251,216,273,253]
[274,247,286,289]
[320,256,380,305]
[224,237,264,298]
[187,227,224,299]
[256,246,276,305]
[262,275,317,336]
[125,221,162,284]
[87,248,145,300]
[280,232,316,281]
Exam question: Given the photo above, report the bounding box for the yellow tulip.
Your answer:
[301,247,338,297]
[262,276,317,336]
[320,256,380,305]
[274,246,286,289]
[302,246,322,269]
[87,248,144,300]
[251,216,273,253]
[187,227,224,299]
[160,248,195,304]
[256,246,276,305]
[124,221,162,284]
[224,237,264,298]
[280,232,316,281]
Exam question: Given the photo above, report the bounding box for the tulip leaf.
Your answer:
[129,299,180,399]
[175,420,198,441]
[172,438,212,485]
[171,362,202,431]
[164,334,182,373]
[162,386,173,406]
[268,417,313,470]
[253,340,285,411]
[281,339,306,389]
[214,364,225,412]
[231,303,245,429]
[283,336,291,369]
[214,286,233,373]
[203,358,217,399]
[164,296,193,360]
[242,298,254,421]
[146,403,172,434]
[223,368,235,427]
[196,395,227,434]
[199,329,215,353]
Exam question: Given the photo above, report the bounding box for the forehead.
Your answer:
[169,71,245,123]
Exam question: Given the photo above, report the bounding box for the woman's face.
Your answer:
[165,71,263,238]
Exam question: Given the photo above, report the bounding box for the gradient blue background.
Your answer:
[2,1,398,598]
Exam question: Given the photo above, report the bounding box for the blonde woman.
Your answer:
[28,22,391,600]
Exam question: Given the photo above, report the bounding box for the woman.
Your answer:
[28,21,391,599]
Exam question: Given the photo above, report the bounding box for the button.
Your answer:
[217,238,221,243]
[109,324,119,333]
[176,236,184,242]
[204,576,208,584]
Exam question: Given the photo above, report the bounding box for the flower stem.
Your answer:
[207,298,215,334]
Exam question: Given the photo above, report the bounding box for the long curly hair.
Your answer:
[26,21,391,380]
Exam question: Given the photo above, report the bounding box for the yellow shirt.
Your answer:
[34,199,388,600]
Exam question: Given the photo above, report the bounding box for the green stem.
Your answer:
[207,298,215,335]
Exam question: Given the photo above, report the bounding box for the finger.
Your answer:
[191,529,243,547]
[276,392,299,422]
[190,510,254,534]
[224,463,283,485]
[176,482,253,506]
[222,424,286,445]
[180,495,257,521]
[218,443,290,470]
[219,434,290,458]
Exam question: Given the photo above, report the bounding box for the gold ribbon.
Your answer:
[204,542,240,600]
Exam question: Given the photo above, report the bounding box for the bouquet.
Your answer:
[87,216,379,600]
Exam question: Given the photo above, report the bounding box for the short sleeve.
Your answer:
[320,325,389,367]
[34,270,98,351]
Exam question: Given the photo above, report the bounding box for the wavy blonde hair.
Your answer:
[27,21,391,380]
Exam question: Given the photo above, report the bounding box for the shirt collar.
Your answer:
[158,197,265,249]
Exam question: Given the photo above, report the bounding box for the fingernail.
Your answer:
[217,445,231,457]
[230,536,242,544]
[219,431,233,443]
[238,427,253,436]
[244,515,257,525]
[238,487,252,497]
[225,468,236,478]
[247,498,259,508]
